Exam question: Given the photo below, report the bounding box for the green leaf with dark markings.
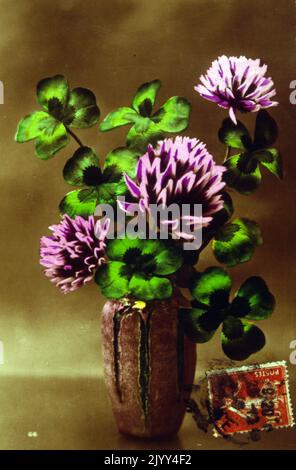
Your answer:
[230,276,275,320]
[16,111,69,159]
[99,107,138,131]
[191,267,231,309]
[218,118,252,149]
[95,262,130,299]
[63,146,101,186]
[152,96,191,133]
[132,79,161,116]
[59,187,98,217]
[103,147,139,178]
[222,321,266,360]
[212,218,262,267]
[224,153,262,194]
[254,148,283,179]
[254,109,278,148]
[179,307,223,343]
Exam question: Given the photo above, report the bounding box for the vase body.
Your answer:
[101,293,196,438]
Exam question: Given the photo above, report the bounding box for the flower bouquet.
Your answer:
[16,56,282,438]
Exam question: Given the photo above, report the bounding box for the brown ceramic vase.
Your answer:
[101,292,196,438]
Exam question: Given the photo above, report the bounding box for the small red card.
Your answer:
[207,361,294,436]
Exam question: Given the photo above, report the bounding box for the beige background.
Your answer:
[0,0,295,449]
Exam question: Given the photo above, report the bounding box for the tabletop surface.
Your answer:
[0,374,295,450]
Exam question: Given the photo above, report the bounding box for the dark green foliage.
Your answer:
[179,267,275,360]
[220,110,283,194]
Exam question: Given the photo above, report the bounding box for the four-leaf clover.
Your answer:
[179,267,275,360]
[60,146,139,217]
[219,110,283,194]
[15,75,100,159]
[95,238,183,301]
[99,79,191,152]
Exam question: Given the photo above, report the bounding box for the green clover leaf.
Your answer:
[253,148,283,179]
[129,274,172,301]
[95,238,183,301]
[151,96,191,132]
[63,146,101,186]
[37,75,100,128]
[222,316,245,340]
[60,146,139,217]
[59,187,99,218]
[210,191,234,228]
[230,276,275,321]
[99,79,191,152]
[212,218,262,267]
[99,107,138,131]
[220,110,283,194]
[16,75,100,159]
[16,111,70,160]
[221,320,266,361]
[253,109,278,148]
[179,267,275,360]
[103,146,139,179]
[126,120,164,151]
[224,153,262,194]
[37,75,69,111]
[66,87,100,128]
[95,261,130,299]
[200,192,234,248]
[105,237,140,260]
[191,267,231,309]
[218,118,252,150]
[132,79,161,116]
[106,238,183,275]
[178,306,222,343]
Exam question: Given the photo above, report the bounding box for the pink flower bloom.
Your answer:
[121,136,226,239]
[195,55,278,124]
[40,215,109,293]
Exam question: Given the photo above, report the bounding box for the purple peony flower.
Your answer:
[40,215,109,293]
[195,55,278,124]
[120,136,226,239]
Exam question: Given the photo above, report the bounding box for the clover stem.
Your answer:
[223,145,230,163]
[66,126,83,147]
